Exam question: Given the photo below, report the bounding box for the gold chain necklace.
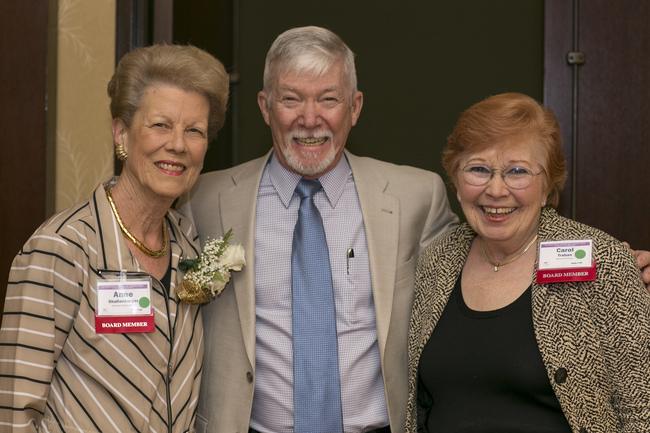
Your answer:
[480,234,538,272]
[106,187,168,258]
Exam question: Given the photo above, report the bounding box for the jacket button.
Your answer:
[246,372,253,383]
[579,428,588,433]
[554,367,568,384]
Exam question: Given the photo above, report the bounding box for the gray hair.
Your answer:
[262,26,358,104]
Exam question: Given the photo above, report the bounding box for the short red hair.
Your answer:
[443,92,567,208]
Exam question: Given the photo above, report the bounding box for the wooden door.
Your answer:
[0,1,52,320]
[545,0,650,248]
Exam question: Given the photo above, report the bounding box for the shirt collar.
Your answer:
[268,151,351,209]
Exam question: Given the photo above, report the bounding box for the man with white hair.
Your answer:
[179,26,457,433]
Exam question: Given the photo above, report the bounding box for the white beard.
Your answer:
[282,130,336,177]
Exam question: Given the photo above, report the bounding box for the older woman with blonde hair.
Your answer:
[0,44,229,432]
[406,93,650,431]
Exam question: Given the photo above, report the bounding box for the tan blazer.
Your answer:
[177,150,458,433]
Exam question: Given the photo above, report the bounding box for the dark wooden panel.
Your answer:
[545,0,650,247]
[575,1,650,246]
[116,0,150,63]
[543,0,574,217]
[0,1,50,320]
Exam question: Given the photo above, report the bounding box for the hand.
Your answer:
[623,242,650,292]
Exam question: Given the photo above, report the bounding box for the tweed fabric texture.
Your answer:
[406,208,650,432]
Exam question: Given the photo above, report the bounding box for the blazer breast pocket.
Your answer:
[395,254,416,287]
[195,413,207,433]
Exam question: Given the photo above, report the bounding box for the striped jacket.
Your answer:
[406,208,650,432]
[0,178,204,433]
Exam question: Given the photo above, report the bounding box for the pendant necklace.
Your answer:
[480,234,538,272]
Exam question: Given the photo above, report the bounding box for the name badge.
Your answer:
[536,240,596,283]
[95,272,155,333]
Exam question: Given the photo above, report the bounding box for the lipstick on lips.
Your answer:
[155,161,186,175]
[481,206,516,220]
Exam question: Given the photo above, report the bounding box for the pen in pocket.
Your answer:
[347,248,354,274]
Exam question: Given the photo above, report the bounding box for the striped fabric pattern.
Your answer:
[0,178,204,433]
[406,208,650,432]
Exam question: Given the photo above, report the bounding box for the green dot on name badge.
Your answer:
[139,297,150,308]
[575,249,586,259]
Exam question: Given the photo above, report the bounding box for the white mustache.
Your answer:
[287,129,333,141]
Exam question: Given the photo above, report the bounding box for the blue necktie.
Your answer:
[292,178,343,433]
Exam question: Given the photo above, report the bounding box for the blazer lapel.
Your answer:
[346,152,400,357]
[219,151,271,366]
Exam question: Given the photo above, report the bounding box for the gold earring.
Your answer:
[115,143,127,162]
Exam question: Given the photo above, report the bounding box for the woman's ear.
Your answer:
[112,116,126,137]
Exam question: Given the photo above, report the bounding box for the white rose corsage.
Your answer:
[177,229,246,304]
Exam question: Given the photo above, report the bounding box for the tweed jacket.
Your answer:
[406,208,650,432]
[176,149,459,433]
[0,178,204,433]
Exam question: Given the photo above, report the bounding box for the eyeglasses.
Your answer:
[458,164,544,189]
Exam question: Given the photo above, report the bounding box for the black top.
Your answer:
[417,277,572,433]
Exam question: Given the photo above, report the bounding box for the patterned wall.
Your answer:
[55,0,115,211]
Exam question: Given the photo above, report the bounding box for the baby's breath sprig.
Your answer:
[177,229,246,304]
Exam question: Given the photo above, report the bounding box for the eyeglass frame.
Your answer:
[457,163,545,189]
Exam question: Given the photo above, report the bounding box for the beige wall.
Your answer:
[55,0,115,211]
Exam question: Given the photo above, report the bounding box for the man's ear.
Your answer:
[257,91,271,125]
[350,91,363,126]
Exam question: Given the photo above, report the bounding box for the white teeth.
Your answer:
[483,206,515,214]
[296,137,327,146]
[156,162,185,172]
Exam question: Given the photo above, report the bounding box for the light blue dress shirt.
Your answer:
[249,153,389,432]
